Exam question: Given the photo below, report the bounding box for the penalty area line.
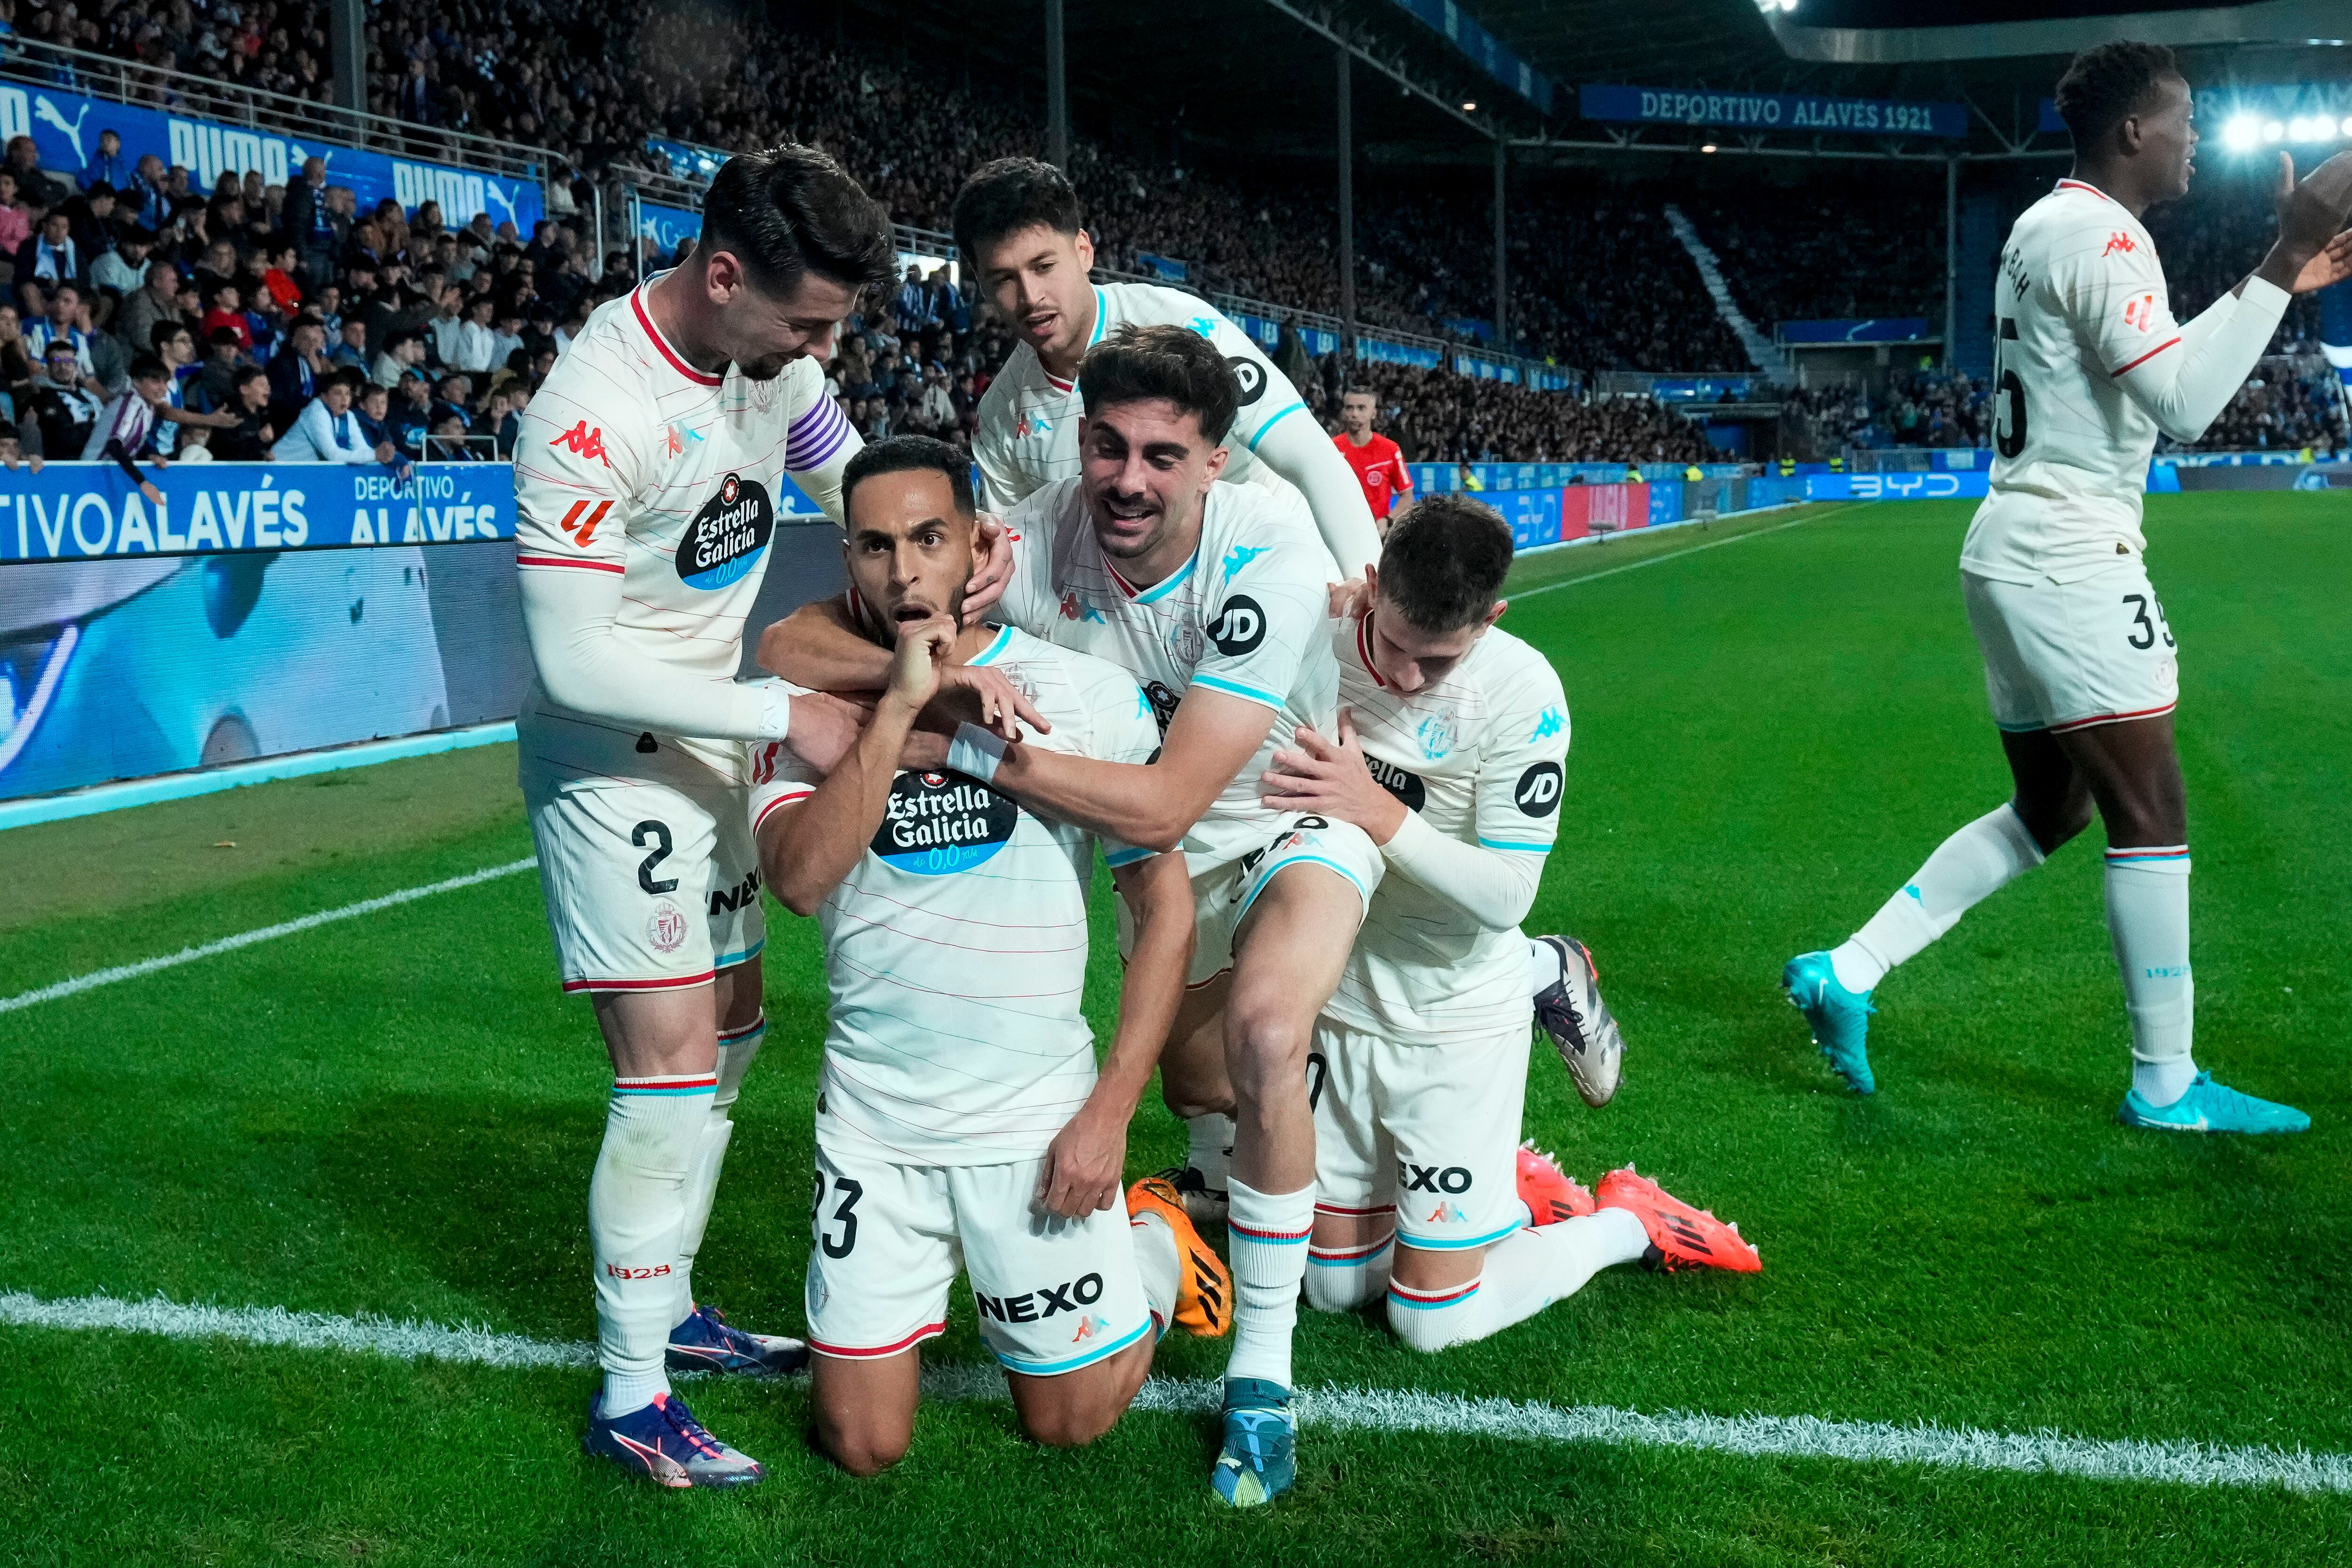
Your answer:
[4,1288,2346,1495]
[1510,502,1863,601]
[0,858,540,1015]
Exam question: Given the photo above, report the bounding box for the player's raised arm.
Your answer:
[1205,310,1380,578]
[981,685,1277,852]
[515,388,794,741]
[755,611,953,915]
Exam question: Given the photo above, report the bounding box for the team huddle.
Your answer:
[505,40,2352,1504]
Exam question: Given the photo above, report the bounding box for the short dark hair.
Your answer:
[128,353,168,382]
[231,364,267,389]
[952,157,1083,268]
[1378,496,1514,633]
[2054,41,2179,151]
[842,433,976,520]
[1077,323,1239,446]
[149,321,188,350]
[697,143,895,300]
[207,327,241,349]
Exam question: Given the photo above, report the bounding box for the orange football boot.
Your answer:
[1127,1175,1234,1336]
[1515,1141,1596,1227]
[1594,1166,1762,1274]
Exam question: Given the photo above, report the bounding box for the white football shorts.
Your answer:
[1962,560,2179,736]
[804,1146,1158,1377]
[1311,1019,1530,1254]
[1120,812,1385,988]
[520,765,764,995]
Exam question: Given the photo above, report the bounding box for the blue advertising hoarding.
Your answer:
[1580,85,1968,140]
[637,199,703,258]
[0,79,543,232]
[1383,0,1553,113]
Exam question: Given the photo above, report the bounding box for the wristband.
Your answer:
[946,721,1008,784]
[755,681,793,741]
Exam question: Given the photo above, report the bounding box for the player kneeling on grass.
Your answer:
[1259,497,1759,1348]
[750,436,1231,1474]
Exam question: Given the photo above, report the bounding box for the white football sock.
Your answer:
[1385,1209,1648,1353]
[1224,1175,1314,1388]
[1130,1208,1182,1335]
[2105,848,2196,1106]
[589,1071,715,1416]
[1831,803,2046,994]
[1185,1112,1235,1195]
[1304,1228,1394,1313]
[1526,936,1564,996]
[673,1015,764,1325]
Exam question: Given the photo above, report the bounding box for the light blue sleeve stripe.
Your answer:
[1189,671,1284,709]
[1398,1216,1525,1251]
[1244,401,1308,452]
[1479,837,1555,853]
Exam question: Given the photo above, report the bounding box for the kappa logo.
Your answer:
[2103,231,2137,257]
[1222,544,1269,578]
[556,498,612,548]
[1528,706,1565,743]
[2123,293,2156,332]
[1059,588,1106,624]
[555,421,611,466]
[1015,412,1053,439]
[1425,1202,1468,1225]
[1069,1313,1111,1345]
[664,425,683,457]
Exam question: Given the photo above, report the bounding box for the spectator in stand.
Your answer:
[280,156,338,288]
[19,341,103,459]
[122,155,170,233]
[276,369,397,463]
[397,57,437,126]
[91,227,153,302]
[371,328,426,388]
[214,366,278,460]
[16,210,86,299]
[200,284,253,351]
[4,136,65,213]
[389,368,432,451]
[0,305,34,417]
[354,381,393,452]
[267,318,333,430]
[450,292,499,373]
[24,284,100,390]
[195,327,248,411]
[260,244,305,313]
[328,316,371,372]
[83,355,179,502]
[115,263,183,369]
[0,173,31,265]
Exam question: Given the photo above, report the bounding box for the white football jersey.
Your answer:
[1322,612,1569,1047]
[751,627,1162,1166]
[973,280,1312,512]
[1964,178,2188,585]
[996,475,1336,876]
[514,278,855,786]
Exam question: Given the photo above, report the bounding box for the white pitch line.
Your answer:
[1512,502,1862,600]
[0,858,539,1015]
[6,1288,2346,1495]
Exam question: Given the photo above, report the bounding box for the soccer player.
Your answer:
[1782,43,2352,1131]
[512,145,896,1488]
[750,436,1229,1474]
[1333,387,1413,532]
[953,156,1381,580]
[1257,495,1757,1348]
[763,325,1383,1506]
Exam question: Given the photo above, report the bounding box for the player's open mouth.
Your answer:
[892,603,935,623]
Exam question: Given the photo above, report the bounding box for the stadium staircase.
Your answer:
[1662,204,1789,382]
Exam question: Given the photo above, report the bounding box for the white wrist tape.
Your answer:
[946,721,1008,784]
[755,681,793,741]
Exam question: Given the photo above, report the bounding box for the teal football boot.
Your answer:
[1782,950,1876,1094]
[1211,1377,1296,1507]
[2118,1072,2310,1134]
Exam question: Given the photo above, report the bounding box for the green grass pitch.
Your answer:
[4,493,2351,1565]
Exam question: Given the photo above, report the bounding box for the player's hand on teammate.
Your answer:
[1326,577,1371,620]
[934,662,1050,741]
[883,611,956,714]
[2272,150,2352,290]
[1035,1100,1128,1219]
[1261,707,1409,844]
[960,512,1016,626]
[780,689,869,774]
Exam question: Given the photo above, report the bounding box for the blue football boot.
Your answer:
[667,1303,810,1376]
[2117,1072,2310,1135]
[1211,1377,1297,1507]
[1783,950,1876,1094]
[582,1390,766,1488]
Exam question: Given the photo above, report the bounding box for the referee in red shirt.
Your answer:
[1332,388,1413,533]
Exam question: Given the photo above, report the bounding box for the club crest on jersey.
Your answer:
[1416,714,1457,760]
[873,770,1019,875]
[644,899,689,954]
[677,471,774,591]
[1366,754,1426,811]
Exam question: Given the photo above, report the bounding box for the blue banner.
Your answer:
[644,136,726,183]
[0,462,513,563]
[0,80,542,233]
[1135,252,1189,283]
[1777,318,1932,344]
[1580,85,1968,140]
[2320,278,2352,389]
[1384,0,1552,113]
[637,199,703,258]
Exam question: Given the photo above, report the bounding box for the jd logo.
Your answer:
[1209,596,1265,656]
[1227,355,1268,406]
[1515,761,1563,818]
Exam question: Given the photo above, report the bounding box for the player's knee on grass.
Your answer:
[1008,1342,1149,1449]
[811,1358,918,1477]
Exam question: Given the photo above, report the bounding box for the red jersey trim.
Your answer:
[562,970,717,995]
[516,553,625,574]
[2056,178,2113,202]
[1355,609,1389,689]
[810,1322,946,1359]
[2110,337,2180,377]
[630,285,724,387]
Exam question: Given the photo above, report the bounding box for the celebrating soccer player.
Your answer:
[1783,43,2352,1131]
[510,146,895,1487]
[749,436,1229,1474]
[953,157,1382,581]
[1258,496,1758,1349]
